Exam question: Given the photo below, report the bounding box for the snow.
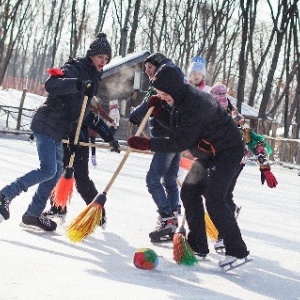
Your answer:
[0,89,300,300]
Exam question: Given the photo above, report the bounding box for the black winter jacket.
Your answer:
[150,84,243,159]
[31,57,102,141]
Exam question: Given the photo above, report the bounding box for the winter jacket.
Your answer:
[129,87,174,138]
[31,57,102,141]
[150,84,243,159]
[129,59,182,138]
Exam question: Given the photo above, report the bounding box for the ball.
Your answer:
[133,248,159,270]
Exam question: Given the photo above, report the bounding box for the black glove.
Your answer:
[109,139,121,153]
[76,79,94,97]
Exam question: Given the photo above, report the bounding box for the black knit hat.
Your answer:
[152,64,185,102]
[144,52,168,68]
[86,32,112,62]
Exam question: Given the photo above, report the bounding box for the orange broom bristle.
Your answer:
[66,202,103,242]
[51,176,75,208]
[173,230,198,266]
[205,212,218,241]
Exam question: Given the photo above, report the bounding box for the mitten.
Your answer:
[127,136,150,150]
[76,79,94,97]
[109,139,121,153]
[147,95,163,117]
[260,167,278,188]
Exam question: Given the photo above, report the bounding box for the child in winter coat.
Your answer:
[187,56,210,92]
[127,64,250,266]
[0,32,113,231]
[209,82,278,252]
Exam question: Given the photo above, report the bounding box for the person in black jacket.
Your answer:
[0,32,114,232]
[127,64,250,267]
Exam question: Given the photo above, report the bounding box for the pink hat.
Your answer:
[209,83,228,108]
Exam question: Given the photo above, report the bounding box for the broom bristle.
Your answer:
[51,177,75,208]
[66,202,103,242]
[205,212,218,241]
[173,230,198,266]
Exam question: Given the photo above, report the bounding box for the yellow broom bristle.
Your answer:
[66,202,103,243]
[173,232,198,266]
[205,212,218,241]
[51,177,75,208]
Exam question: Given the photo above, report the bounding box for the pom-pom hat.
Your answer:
[187,56,206,77]
[87,32,112,62]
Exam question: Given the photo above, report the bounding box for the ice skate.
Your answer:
[20,213,57,232]
[214,238,225,254]
[149,214,178,243]
[42,205,67,220]
[0,194,10,222]
[219,255,253,272]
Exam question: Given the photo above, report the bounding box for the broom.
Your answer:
[173,211,198,265]
[51,94,90,209]
[66,106,155,242]
[173,159,218,261]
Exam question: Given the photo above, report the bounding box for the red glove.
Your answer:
[147,95,162,117]
[127,136,150,150]
[260,167,278,188]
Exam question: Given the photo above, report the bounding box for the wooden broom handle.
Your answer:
[176,178,186,227]
[68,94,89,167]
[103,106,154,193]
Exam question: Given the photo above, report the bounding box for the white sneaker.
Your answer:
[91,155,97,166]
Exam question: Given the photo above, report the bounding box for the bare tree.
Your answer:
[259,0,298,123]
[0,0,30,85]
[128,0,142,53]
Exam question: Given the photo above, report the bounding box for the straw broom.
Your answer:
[51,93,90,209]
[173,211,198,266]
[173,158,219,263]
[66,106,154,242]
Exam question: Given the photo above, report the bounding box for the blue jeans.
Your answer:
[146,152,180,216]
[1,133,63,217]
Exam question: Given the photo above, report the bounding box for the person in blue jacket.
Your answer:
[129,53,182,242]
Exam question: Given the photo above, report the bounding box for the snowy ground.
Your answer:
[0,134,299,300]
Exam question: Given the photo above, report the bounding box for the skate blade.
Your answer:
[220,257,253,272]
[19,222,47,233]
[150,236,173,243]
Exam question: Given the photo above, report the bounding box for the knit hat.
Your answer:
[209,83,228,108]
[151,64,185,103]
[144,52,168,68]
[187,56,206,77]
[86,32,112,62]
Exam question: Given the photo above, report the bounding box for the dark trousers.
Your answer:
[63,127,98,205]
[182,143,249,258]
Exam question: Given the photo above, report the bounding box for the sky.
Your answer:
[0,88,300,300]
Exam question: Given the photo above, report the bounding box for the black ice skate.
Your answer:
[149,214,178,243]
[0,194,10,222]
[42,205,67,219]
[20,213,57,232]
